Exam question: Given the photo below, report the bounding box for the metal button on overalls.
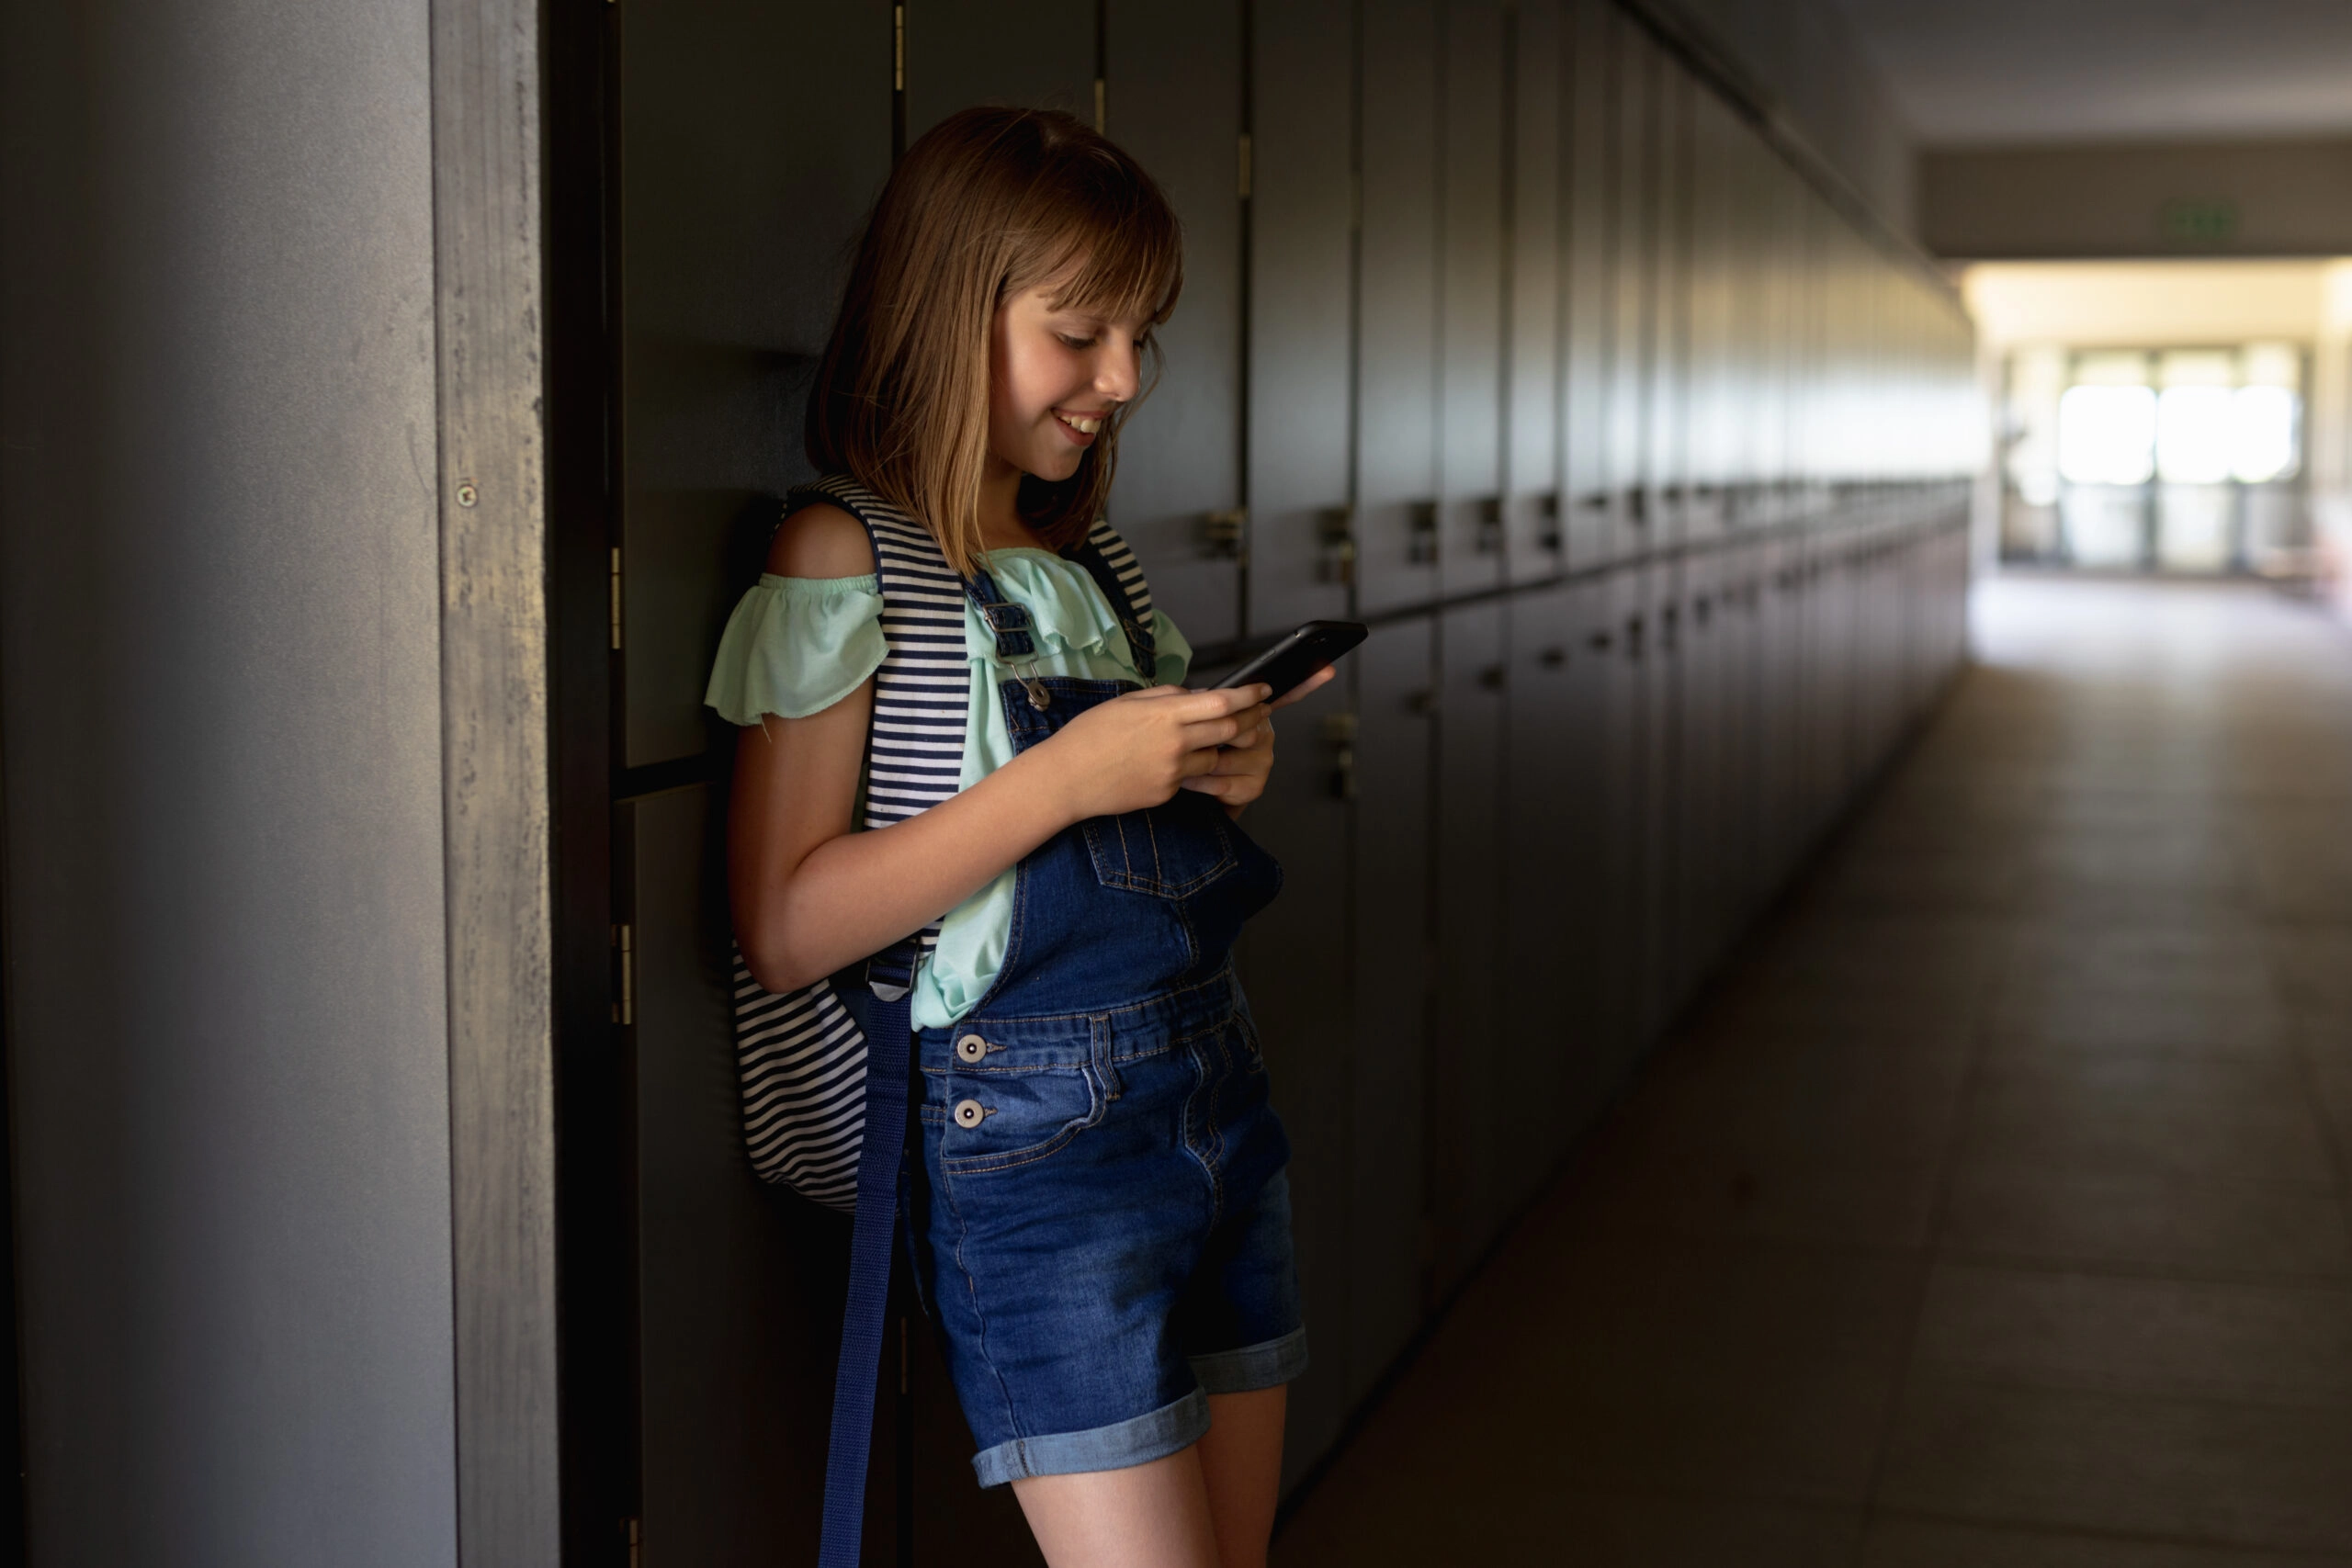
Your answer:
[955,1032,988,1064]
[953,1099,985,1129]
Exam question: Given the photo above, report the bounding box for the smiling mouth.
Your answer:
[1054,411,1106,436]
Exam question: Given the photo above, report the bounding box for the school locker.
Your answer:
[1502,585,1587,1181]
[1103,0,1246,646]
[1636,558,1683,1035]
[1347,616,1436,1402]
[904,0,1094,140]
[1559,0,1615,568]
[1245,0,1357,636]
[615,0,893,768]
[1671,549,1725,999]
[1645,56,1693,551]
[1355,0,1443,615]
[1606,14,1655,558]
[1430,598,1510,1293]
[1505,0,1565,583]
[1682,89,1741,544]
[1713,544,1766,936]
[1228,660,1356,1490]
[1436,0,1507,596]
[1594,565,1652,1061]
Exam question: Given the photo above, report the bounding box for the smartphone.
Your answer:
[1211,620,1368,701]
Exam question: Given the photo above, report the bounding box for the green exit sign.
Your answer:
[2159,197,2238,244]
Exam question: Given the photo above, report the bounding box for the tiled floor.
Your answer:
[1275,576,2352,1566]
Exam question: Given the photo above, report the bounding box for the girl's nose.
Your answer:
[1096,339,1142,402]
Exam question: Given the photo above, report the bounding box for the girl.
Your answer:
[708,107,1330,1568]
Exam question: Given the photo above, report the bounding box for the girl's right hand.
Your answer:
[1037,683,1274,822]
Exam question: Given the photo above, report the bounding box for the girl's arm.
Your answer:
[728,505,1272,995]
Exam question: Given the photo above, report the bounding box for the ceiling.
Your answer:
[1831,0,2352,147]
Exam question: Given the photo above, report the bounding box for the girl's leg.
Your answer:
[1197,1387,1288,1568]
[1011,1448,1221,1568]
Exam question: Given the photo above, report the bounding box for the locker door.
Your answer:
[1606,15,1655,558]
[1246,0,1356,636]
[616,0,892,768]
[1638,557,1682,1033]
[1683,89,1739,543]
[1505,0,1564,583]
[1557,578,1623,1095]
[1560,0,1614,567]
[1645,56,1691,550]
[1674,550,1723,995]
[625,785,839,1565]
[1104,0,1245,646]
[1430,599,1507,1295]
[1710,546,1761,934]
[1350,616,1435,1401]
[1355,0,1442,615]
[1503,585,1583,1180]
[1598,566,1654,1059]
[905,0,1095,140]
[1436,0,1507,595]
[1228,663,1354,1489]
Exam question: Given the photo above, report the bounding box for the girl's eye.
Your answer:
[1057,333,1096,350]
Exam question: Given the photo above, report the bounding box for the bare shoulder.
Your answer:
[765,502,874,579]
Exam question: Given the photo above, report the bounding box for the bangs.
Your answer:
[1018,181,1183,328]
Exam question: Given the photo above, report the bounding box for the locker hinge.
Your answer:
[1237,133,1252,200]
[609,547,623,651]
[613,923,635,1026]
[893,6,904,91]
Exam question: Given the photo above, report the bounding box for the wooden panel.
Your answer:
[1435,0,1506,596]
[1505,0,1564,584]
[431,0,560,1553]
[1104,0,1245,647]
[1229,664,1355,1490]
[1245,0,1356,636]
[904,0,1095,140]
[1560,0,1614,566]
[616,0,892,766]
[1430,599,1507,1293]
[1354,0,1442,615]
[1348,615,1433,1402]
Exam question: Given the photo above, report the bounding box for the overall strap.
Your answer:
[785,475,967,1568]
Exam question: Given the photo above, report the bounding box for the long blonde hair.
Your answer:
[807,107,1184,577]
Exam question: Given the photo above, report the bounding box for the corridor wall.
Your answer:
[582,1,1980,1562]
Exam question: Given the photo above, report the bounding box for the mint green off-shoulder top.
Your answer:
[706,547,1193,1030]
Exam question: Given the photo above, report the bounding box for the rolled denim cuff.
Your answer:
[971,1389,1211,1489]
[1190,1325,1310,1395]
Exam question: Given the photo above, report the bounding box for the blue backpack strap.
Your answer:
[788,476,970,1568]
[1067,520,1159,678]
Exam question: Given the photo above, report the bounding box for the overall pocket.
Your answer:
[933,1063,1106,1177]
[1083,789,1239,899]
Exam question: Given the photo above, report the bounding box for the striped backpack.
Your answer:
[728,473,1157,1210]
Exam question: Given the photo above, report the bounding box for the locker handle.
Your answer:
[1586,630,1613,651]
[1623,488,1647,523]
[1478,663,1507,692]
[1539,646,1567,669]
[1203,507,1246,558]
[1576,491,1609,512]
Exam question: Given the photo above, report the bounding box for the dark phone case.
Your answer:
[1213,621,1368,698]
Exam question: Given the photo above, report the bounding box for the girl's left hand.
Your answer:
[1180,664,1339,816]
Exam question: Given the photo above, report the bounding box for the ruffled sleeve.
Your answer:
[704,573,885,725]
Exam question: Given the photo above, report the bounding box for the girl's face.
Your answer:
[989,279,1149,484]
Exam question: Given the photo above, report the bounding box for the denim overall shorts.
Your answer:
[910,627,1310,1487]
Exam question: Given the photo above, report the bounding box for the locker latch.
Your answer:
[1204,507,1247,559]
